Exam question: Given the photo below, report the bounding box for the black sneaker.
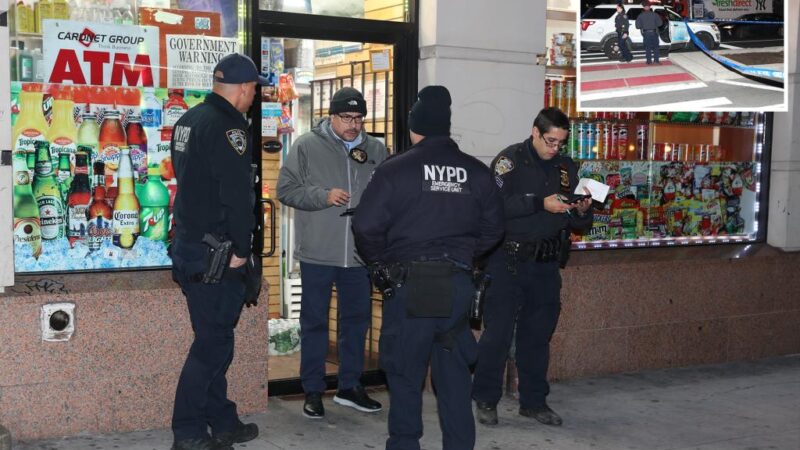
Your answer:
[303,392,325,419]
[519,403,563,426]
[475,401,498,425]
[333,385,382,413]
[172,437,232,450]
[214,422,259,446]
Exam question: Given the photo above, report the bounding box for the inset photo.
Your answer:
[578,0,786,111]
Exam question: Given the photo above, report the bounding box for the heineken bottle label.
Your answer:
[140,206,169,241]
[14,217,43,257]
[38,195,66,240]
[87,216,113,250]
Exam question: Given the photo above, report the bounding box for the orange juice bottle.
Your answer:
[12,88,49,157]
[47,97,78,171]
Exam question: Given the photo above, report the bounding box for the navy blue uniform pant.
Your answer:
[381,270,477,450]
[643,30,661,63]
[618,32,633,61]
[299,262,371,394]
[472,250,561,410]
[171,239,245,441]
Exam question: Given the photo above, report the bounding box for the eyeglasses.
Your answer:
[337,114,365,124]
[542,135,567,149]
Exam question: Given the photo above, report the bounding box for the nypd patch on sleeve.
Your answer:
[494,156,514,176]
[226,129,247,155]
[422,164,470,194]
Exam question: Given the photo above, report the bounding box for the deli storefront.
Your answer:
[1,0,799,442]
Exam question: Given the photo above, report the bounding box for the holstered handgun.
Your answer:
[202,233,234,284]
[368,263,405,299]
[470,269,491,323]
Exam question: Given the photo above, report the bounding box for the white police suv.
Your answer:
[581,4,721,60]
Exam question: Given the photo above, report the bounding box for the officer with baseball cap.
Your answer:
[170,53,264,450]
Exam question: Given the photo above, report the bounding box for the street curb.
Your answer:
[0,423,12,450]
[669,47,785,82]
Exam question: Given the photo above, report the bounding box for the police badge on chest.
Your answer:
[559,164,571,193]
[349,148,368,164]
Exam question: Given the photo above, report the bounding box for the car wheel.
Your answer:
[603,38,621,60]
[696,32,714,51]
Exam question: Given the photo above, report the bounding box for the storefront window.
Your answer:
[259,0,412,22]
[8,0,247,273]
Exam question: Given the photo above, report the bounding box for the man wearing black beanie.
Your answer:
[277,87,386,419]
[353,85,505,450]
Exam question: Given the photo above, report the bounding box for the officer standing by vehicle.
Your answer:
[353,86,504,450]
[636,0,664,65]
[169,53,263,450]
[615,3,634,62]
[472,107,593,428]
[277,87,386,419]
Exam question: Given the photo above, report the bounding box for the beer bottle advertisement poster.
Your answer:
[10,81,208,273]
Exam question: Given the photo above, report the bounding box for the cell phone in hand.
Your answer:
[565,194,592,204]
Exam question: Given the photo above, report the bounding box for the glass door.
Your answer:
[251,1,417,396]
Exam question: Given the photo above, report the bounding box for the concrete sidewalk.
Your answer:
[13,355,800,450]
[669,46,785,82]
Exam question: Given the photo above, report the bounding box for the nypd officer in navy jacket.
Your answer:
[169,54,264,450]
[472,107,593,428]
[352,86,504,450]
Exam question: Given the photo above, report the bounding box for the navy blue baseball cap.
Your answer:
[213,53,268,85]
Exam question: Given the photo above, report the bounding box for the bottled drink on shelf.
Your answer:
[48,98,78,167]
[12,89,49,156]
[618,124,630,160]
[87,162,114,250]
[98,109,126,190]
[12,150,42,258]
[67,152,91,247]
[77,112,99,179]
[32,141,66,240]
[112,147,140,249]
[56,152,72,203]
[125,114,148,180]
[139,166,170,242]
[163,89,188,129]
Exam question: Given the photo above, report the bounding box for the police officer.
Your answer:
[615,3,634,62]
[169,53,263,450]
[636,0,664,65]
[472,107,593,427]
[352,86,504,450]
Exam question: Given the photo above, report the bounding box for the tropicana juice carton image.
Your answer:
[12,86,49,157]
[47,96,78,171]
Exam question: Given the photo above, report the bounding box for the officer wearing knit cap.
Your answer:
[277,86,386,420]
[353,85,504,450]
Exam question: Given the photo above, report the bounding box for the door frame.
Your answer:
[247,2,419,397]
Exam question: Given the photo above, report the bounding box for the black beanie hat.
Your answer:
[409,85,452,137]
[329,87,367,115]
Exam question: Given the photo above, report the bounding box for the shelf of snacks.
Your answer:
[552,110,769,248]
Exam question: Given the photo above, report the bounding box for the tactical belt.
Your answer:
[503,238,562,263]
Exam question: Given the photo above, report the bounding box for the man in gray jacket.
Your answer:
[635,1,664,65]
[277,87,387,419]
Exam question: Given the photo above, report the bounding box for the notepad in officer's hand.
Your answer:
[574,178,610,203]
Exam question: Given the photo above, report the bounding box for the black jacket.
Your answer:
[352,136,504,266]
[615,11,630,35]
[170,92,255,258]
[491,138,592,242]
